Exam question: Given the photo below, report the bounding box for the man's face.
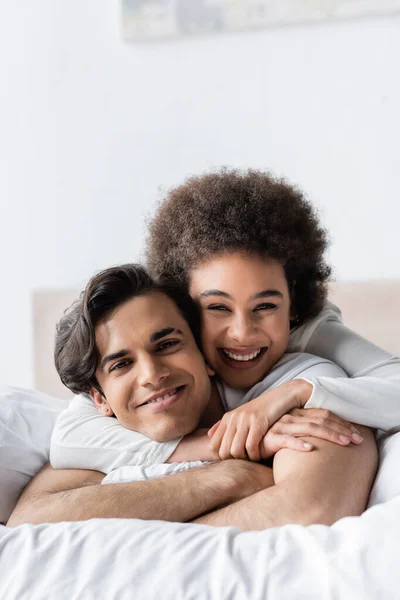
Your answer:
[90,291,213,442]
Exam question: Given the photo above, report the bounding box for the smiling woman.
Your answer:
[190,253,292,389]
[144,167,400,449]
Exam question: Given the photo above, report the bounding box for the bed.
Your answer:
[1,281,399,599]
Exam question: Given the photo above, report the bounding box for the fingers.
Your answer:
[218,422,239,460]
[229,426,250,460]
[271,420,363,446]
[245,427,263,462]
[275,434,314,453]
[284,410,362,443]
[209,421,263,461]
[208,421,221,438]
[209,421,227,454]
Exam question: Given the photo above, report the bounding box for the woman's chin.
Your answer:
[217,366,265,390]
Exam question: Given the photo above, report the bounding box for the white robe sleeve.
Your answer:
[289,302,400,432]
[50,394,182,474]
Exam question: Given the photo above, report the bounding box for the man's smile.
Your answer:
[137,385,186,411]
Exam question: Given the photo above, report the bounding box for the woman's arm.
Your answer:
[52,380,358,473]
[294,303,400,432]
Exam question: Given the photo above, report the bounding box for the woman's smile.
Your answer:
[218,347,268,369]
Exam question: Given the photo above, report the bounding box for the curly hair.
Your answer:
[146,168,332,326]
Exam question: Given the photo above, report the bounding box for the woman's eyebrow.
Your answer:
[199,289,283,300]
[250,290,284,300]
[149,328,183,343]
[199,290,232,299]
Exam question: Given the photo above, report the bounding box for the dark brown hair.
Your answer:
[54,264,201,396]
[146,168,331,325]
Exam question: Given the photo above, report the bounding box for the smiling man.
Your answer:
[88,288,219,443]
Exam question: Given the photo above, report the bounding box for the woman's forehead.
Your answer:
[189,253,288,295]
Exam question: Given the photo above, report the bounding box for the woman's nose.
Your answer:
[228,313,255,342]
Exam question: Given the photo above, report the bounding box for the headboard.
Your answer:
[34,281,400,399]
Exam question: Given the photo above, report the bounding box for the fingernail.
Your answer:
[352,433,363,443]
[339,435,351,443]
[303,442,313,449]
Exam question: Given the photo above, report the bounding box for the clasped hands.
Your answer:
[208,380,363,461]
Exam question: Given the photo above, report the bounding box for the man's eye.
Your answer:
[207,304,230,312]
[157,340,180,351]
[110,360,131,373]
[254,303,277,311]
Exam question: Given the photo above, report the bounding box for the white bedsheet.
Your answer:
[1,497,398,600]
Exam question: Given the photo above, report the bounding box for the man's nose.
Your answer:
[137,357,170,387]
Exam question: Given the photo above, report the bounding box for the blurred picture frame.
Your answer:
[122,0,400,42]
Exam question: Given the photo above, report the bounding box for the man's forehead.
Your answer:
[95,292,188,344]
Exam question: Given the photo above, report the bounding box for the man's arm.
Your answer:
[7,460,274,527]
[193,425,378,530]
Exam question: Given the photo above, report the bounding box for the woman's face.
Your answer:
[189,252,292,389]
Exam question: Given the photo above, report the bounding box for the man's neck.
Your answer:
[199,380,225,428]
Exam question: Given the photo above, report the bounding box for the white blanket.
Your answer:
[1,496,398,600]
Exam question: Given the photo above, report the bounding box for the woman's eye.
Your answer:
[207,304,230,312]
[157,340,180,351]
[110,360,131,373]
[254,303,277,311]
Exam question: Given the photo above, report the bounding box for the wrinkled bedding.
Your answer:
[1,496,399,600]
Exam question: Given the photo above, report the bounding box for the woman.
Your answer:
[145,168,400,459]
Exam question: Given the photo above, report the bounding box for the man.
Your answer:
[8,265,377,529]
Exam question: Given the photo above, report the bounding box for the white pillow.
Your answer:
[368,432,400,508]
[0,387,67,523]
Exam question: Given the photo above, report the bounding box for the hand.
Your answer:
[209,386,363,461]
[208,381,312,461]
[259,408,363,460]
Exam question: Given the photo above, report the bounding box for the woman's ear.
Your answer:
[89,387,114,417]
[205,363,216,377]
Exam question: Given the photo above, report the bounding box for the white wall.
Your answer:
[0,0,399,388]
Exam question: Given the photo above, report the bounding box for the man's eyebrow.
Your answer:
[199,289,283,300]
[149,328,183,343]
[100,350,130,371]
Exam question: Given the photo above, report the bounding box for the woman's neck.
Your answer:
[199,380,225,428]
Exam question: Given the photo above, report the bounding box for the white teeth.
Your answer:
[223,349,262,362]
[147,389,177,404]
